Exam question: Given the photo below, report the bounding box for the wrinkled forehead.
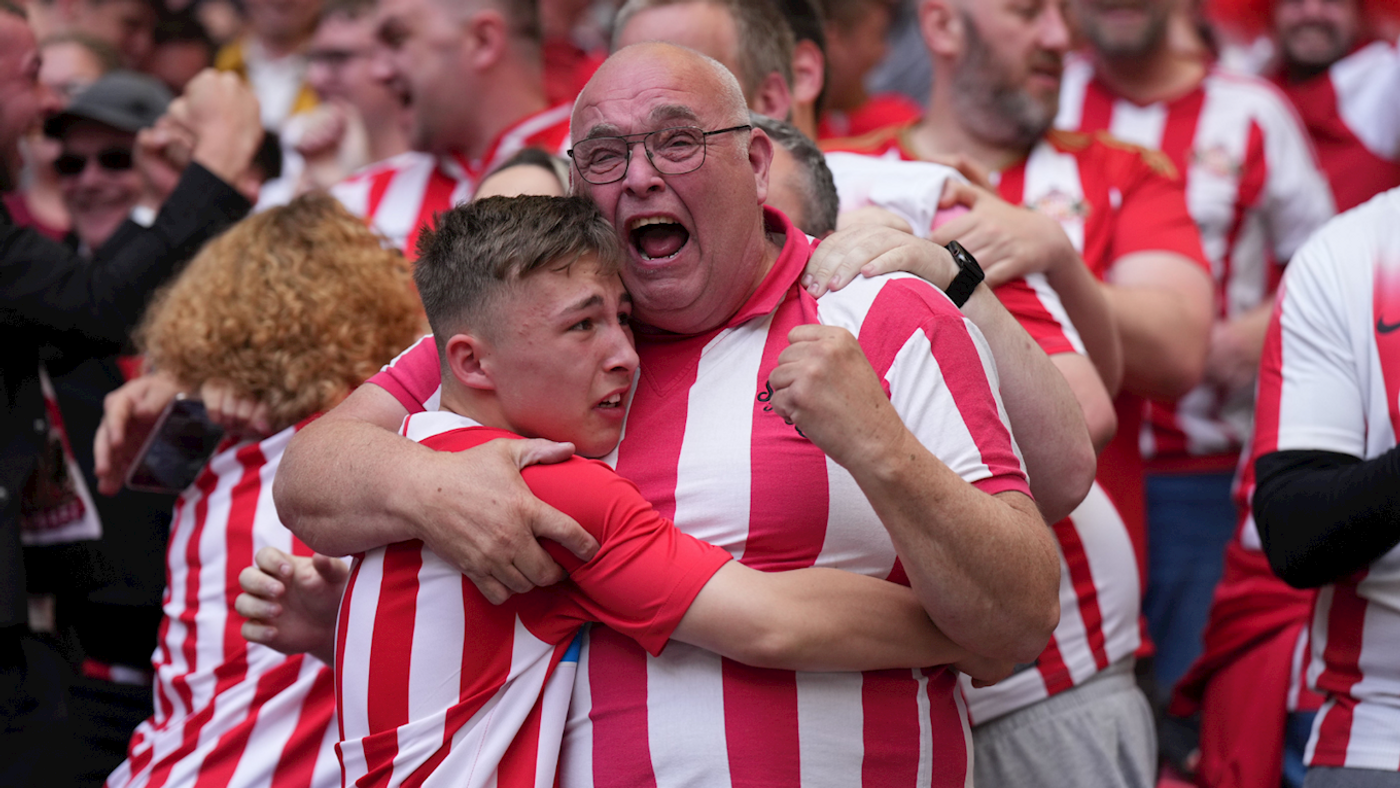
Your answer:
[571,51,726,141]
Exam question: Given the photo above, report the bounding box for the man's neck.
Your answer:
[907,94,1032,174]
[1091,41,1207,105]
[437,386,506,432]
[453,64,550,163]
[1280,58,1336,84]
[365,113,411,163]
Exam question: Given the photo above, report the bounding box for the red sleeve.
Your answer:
[993,276,1080,357]
[367,335,440,413]
[1110,147,1211,277]
[523,460,732,657]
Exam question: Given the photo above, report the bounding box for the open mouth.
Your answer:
[597,392,624,409]
[628,216,690,261]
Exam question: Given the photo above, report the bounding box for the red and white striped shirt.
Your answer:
[821,149,1142,723]
[336,413,730,788]
[1273,40,1400,212]
[823,123,1208,577]
[1058,59,1335,464]
[107,425,340,788]
[369,208,1031,787]
[331,104,572,254]
[1250,188,1400,770]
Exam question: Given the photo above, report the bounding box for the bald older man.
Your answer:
[273,42,1059,786]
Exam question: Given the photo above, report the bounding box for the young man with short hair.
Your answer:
[335,193,995,786]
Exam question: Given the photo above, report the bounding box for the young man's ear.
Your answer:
[444,333,496,392]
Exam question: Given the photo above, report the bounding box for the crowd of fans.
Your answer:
[2,0,1399,787]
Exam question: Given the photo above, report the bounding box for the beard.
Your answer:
[950,14,1058,152]
[1079,3,1170,58]
[1281,21,1351,74]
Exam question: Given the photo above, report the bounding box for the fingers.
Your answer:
[200,380,272,437]
[530,503,597,563]
[239,561,286,602]
[253,545,295,581]
[241,620,278,646]
[509,438,575,469]
[312,553,350,585]
[234,589,281,622]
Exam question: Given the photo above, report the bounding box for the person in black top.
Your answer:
[0,2,263,781]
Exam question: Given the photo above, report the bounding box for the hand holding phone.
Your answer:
[125,396,226,495]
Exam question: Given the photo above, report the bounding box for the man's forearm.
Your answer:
[846,432,1060,662]
[1045,253,1122,395]
[273,408,428,556]
[963,286,1095,523]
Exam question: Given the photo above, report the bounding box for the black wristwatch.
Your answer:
[942,240,984,308]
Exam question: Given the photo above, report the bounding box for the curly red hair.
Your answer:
[137,192,426,431]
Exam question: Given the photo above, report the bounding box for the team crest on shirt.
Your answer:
[1027,189,1090,224]
[1191,145,1241,179]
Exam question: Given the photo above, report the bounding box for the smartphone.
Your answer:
[125,397,226,495]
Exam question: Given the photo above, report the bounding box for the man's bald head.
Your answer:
[574,41,750,135]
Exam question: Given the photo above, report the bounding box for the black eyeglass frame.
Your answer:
[567,124,752,185]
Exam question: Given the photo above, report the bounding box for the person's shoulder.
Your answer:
[820,122,913,157]
[334,151,435,188]
[816,272,963,336]
[1048,128,1180,181]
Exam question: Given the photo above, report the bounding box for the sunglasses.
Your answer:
[53,148,135,177]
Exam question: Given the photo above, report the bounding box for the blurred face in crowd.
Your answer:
[570,43,774,334]
[373,0,491,153]
[39,39,107,105]
[144,39,212,94]
[55,119,142,249]
[244,0,322,48]
[614,2,748,94]
[1274,0,1361,71]
[308,9,402,122]
[824,1,892,110]
[73,0,154,67]
[0,16,58,187]
[937,0,1071,150]
[1069,0,1172,57]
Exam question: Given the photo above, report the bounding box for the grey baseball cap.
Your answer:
[44,70,173,139]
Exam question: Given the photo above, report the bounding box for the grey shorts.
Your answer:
[972,658,1156,788]
[1305,767,1400,788]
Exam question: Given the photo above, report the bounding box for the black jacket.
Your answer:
[0,163,250,629]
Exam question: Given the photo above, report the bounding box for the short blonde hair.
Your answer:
[138,192,425,430]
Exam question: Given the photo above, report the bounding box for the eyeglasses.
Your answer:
[54,148,135,177]
[568,124,751,185]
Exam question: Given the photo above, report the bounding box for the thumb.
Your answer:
[509,438,576,469]
[312,554,349,586]
[938,178,980,211]
[530,501,598,562]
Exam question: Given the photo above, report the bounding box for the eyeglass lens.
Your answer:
[573,127,707,183]
[54,148,135,177]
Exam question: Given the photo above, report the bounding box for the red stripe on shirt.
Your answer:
[271,663,335,788]
[861,671,924,787]
[1035,633,1076,697]
[1161,87,1206,175]
[190,655,305,788]
[587,628,659,788]
[723,661,802,787]
[925,668,970,787]
[1313,580,1371,765]
[362,542,425,782]
[404,169,457,262]
[1053,517,1111,671]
